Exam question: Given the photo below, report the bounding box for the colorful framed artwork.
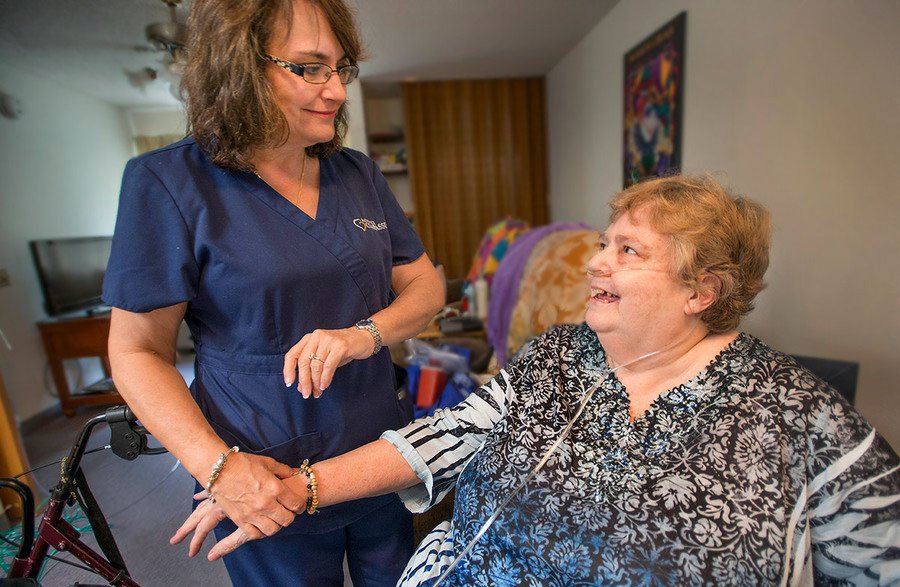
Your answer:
[623,12,686,187]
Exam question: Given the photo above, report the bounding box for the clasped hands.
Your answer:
[170,451,308,560]
[171,325,374,558]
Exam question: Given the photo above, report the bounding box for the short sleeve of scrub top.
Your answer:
[103,157,199,311]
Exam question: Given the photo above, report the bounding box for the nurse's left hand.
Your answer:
[283,327,374,398]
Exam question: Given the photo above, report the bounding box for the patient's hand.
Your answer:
[207,521,255,560]
[171,477,303,560]
[169,494,229,559]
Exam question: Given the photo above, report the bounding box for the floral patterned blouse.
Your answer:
[383,323,900,586]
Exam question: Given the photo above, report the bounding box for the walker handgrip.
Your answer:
[106,406,168,459]
[104,405,132,424]
[109,418,143,461]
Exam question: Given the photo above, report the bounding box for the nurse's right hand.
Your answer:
[195,452,304,546]
[283,326,377,399]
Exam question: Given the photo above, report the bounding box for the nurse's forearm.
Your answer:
[108,307,229,482]
[109,350,229,481]
[374,255,444,346]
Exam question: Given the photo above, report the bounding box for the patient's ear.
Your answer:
[685,273,720,315]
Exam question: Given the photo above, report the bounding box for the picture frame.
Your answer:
[623,12,686,187]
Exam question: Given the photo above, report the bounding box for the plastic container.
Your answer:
[462,283,475,316]
[416,366,449,408]
[474,276,489,320]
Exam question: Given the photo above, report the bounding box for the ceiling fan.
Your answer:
[131,0,188,99]
[146,0,187,70]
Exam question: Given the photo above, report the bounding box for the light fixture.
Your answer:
[125,67,159,92]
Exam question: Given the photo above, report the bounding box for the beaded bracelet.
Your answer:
[295,459,319,515]
[205,446,239,495]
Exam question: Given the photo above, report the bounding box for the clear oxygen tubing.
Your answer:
[432,266,703,586]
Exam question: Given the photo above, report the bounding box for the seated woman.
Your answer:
[174,174,900,585]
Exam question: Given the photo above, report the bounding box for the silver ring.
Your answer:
[309,353,324,362]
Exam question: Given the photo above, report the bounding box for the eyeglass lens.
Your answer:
[301,63,358,84]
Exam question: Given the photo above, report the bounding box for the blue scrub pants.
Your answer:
[216,498,414,587]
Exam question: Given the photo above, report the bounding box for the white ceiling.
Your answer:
[0,0,618,108]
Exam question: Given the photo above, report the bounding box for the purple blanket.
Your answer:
[487,222,592,365]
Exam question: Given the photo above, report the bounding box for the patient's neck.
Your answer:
[601,327,738,420]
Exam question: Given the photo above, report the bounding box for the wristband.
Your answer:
[294,459,319,515]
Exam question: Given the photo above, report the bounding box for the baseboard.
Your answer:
[19,401,62,435]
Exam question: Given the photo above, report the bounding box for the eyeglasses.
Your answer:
[265,54,359,85]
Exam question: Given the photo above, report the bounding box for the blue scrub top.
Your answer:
[103,137,425,533]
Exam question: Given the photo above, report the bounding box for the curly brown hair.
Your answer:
[610,174,771,333]
[182,0,364,171]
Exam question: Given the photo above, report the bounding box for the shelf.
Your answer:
[381,165,408,176]
[78,376,117,395]
[369,132,405,144]
[37,314,124,417]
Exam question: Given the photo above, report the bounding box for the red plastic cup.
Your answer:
[416,366,449,408]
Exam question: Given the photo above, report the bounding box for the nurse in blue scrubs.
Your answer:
[102,0,444,585]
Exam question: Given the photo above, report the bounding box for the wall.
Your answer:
[344,81,369,154]
[126,108,187,141]
[0,63,133,421]
[546,0,900,448]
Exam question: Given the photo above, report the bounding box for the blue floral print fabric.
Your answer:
[384,323,900,586]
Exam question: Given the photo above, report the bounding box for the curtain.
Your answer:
[402,78,549,279]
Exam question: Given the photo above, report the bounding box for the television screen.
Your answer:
[29,236,113,317]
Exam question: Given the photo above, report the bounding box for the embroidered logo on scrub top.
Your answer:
[353,218,387,232]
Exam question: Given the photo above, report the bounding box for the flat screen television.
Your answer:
[29,236,113,317]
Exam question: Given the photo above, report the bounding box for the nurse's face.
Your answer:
[265,0,348,147]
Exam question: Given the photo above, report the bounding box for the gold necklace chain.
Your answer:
[253,154,307,208]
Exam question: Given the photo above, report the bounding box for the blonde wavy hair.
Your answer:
[610,174,771,333]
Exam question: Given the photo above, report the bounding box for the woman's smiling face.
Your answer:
[265,0,349,147]
[585,206,697,344]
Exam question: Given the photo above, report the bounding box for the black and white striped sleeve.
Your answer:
[382,368,514,513]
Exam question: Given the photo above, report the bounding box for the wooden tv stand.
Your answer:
[37,313,124,417]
